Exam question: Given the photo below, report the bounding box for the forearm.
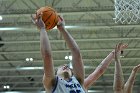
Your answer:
[40,28,55,77]
[84,51,114,89]
[58,27,84,83]
[58,27,80,52]
[113,60,124,91]
[124,71,136,93]
[97,50,115,73]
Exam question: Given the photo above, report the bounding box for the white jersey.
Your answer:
[52,76,86,93]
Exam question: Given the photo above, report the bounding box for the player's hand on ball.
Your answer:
[57,15,65,30]
[31,13,46,29]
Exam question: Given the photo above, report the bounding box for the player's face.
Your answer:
[56,64,72,77]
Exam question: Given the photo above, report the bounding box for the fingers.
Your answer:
[114,43,124,60]
[57,15,63,25]
[31,14,36,24]
[58,15,64,21]
[117,43,128,51]
[136,64,140,69]
[118,43,123,50]
[133,64,140,71]
[122,44,128,49]
[31,13,43,25]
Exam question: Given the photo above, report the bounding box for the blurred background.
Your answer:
[0,0,140,93]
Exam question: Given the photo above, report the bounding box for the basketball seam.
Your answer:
[48,12,58,30]
[44,12,53,24]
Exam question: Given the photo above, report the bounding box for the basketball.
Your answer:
[36,6,59,30]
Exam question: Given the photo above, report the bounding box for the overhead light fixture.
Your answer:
[65,55,72,60]
[25,58,29,61]
[16,67,43,70]
[3,85,10,89]
[4,91,36,93]
[0,25,79,31]
[88,90,103,92]
[25,58,33,62]
[30,58,33,61]
[15,65,94,70]
[0,16,2,20]
[0,27,20,31]
[65,56,68,59]
[68,55,72,60]
[53,26,79,29]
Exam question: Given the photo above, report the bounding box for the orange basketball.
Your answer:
[36,6,59,30]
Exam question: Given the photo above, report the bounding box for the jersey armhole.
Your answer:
[51,76,58,93]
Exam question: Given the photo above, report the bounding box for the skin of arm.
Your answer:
[84,43,128,90]
[31,14,55,92]
[113,44,125,93]
[84,50,115,90]
[124,64,140,93]
[41,28,55,91]
[57,16,85,85]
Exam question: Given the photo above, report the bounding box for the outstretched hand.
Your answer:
[31,13,46,29]
[114,43,128,61]
[116,43,128,52]
[57,15,65,30]
[133,64,140,72]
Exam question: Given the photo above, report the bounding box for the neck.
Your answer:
[59,72,71,80]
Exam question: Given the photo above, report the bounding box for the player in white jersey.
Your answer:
[32,14,86,93]
[52,73,85,93]
[31,13,128,93]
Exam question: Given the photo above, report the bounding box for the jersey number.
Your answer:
[70,89,81,93]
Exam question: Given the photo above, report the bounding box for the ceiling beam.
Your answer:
[1,10,114,16]
[0,57,139,62]
[0,48,140,54]
[1,37,140,44]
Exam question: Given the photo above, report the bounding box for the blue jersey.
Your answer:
[52,76,86,93]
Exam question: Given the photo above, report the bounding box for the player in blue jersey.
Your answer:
[31,13,129,93]
[113,43,140,93]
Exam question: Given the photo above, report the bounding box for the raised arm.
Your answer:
[113,43,127,93]
[84,43,127,90]
[57,16,85,84]
[31,14,55,91]
[124,64,140,93]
